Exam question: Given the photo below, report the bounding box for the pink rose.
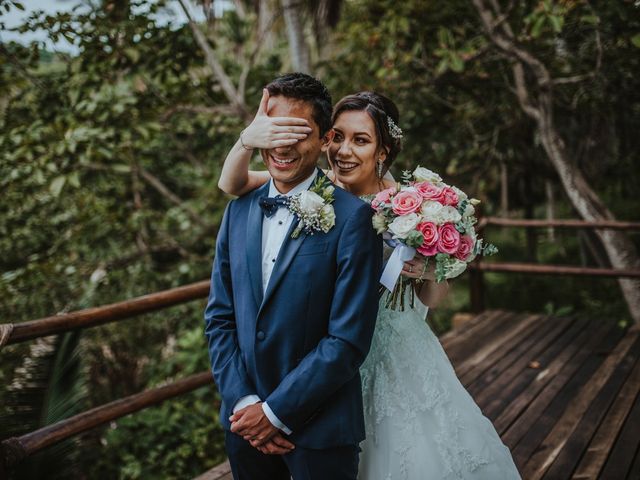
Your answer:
[455,235,475,261]
[437,223,461,254]
[416,222,439,257]
[418,243,439,256]
[391,190,423,215]
[414,181,443,201]
[440,186,459,207]
[371,187,395,211]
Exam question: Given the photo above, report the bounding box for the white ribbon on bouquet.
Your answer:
[379,234,416,291]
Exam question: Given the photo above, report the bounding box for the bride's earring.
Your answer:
[377,159,384,179]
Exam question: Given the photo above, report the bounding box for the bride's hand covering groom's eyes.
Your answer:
[241,88,313,150]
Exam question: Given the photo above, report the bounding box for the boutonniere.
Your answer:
[288,176,336,239]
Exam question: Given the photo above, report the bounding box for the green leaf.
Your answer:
[580,15,599,25]
[631,34,640,48]
[49,176,66,197]
[450,54,464,73]
[549,15,563,33]
[531,15,546,38]
[124,48,140,63]
[112,164,132,173]
[67,171,80,188]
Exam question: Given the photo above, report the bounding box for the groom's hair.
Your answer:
[265,73,333,136]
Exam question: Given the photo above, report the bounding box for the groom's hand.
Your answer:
[229,402,279,446]
[252,433,295,455]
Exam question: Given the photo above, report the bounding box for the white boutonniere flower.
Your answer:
[288,176,336,238]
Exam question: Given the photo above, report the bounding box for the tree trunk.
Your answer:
[537,124,640,322]
[281,0,311,73]
[545,180,555,242]
[472,0,640,323]
[257,0,277,50]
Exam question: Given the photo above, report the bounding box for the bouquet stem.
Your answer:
[384,277,416,311]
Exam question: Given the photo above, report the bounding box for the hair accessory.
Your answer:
[387,116,403,140]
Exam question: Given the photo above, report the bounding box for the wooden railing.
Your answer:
[2,217,639,476]
[0,281,213,477]
[468,217,640,312]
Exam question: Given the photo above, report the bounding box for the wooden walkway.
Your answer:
[196,310,640,480]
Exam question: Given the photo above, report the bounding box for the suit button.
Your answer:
[257,331,265,340]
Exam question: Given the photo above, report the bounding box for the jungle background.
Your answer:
[1,0,639,478]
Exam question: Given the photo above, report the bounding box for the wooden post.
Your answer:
[470,210,487,313]
[470,266,485,313]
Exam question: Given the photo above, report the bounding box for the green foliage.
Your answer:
[87,327,225,480]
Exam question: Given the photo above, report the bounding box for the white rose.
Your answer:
[388,213,421,239]
[413,166,442,184]
[298,191,325,213]
[372,212,387,234]
[439,206,462,224]
[420,200,444,221]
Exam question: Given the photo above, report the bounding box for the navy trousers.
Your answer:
[225,431,360,480]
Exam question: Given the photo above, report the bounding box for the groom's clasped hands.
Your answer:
[229,402,296,455]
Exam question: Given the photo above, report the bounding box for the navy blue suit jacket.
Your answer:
[204,170,382,449]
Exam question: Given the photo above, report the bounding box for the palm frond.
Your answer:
[2,331,87,479]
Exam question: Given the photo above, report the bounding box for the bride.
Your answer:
[218,87,521,480]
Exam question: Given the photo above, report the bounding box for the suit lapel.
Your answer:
[246,183,270,308]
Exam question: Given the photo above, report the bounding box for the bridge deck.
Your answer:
[196,310,640,480]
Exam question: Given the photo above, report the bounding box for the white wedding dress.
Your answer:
[358,249,521,479]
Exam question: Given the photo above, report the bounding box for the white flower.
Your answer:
[439,206,462,224]
[413,166,442,184]
[421,201,461,224]
[388,213,421,239]
[470,197,481,206]
[463,203,475,218]
[421,200,444,219]
[323,185,335,196]
[445,259,468,279]
[452,186,468,202]
[320,204,336,232]
[372,212,387,234]
[298,190,325,213]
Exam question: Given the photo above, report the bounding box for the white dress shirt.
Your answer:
[232,170,318,435]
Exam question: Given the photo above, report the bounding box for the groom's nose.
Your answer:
[273,144,294,154]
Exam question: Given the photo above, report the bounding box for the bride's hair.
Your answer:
[332,92,402,173]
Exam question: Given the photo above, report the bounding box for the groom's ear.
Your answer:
[320,129,335,152]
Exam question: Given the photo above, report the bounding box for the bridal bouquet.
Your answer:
[372,166,497,310]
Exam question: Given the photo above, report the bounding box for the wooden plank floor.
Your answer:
[197,310,640,480]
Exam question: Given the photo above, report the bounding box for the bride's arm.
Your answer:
[415,278,449,309]
[401,258,450,309]
[217,139,271,196]
[217,89,312,196]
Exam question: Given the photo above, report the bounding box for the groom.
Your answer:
[204,73,382,480]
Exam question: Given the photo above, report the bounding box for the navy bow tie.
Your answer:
[259,195,290,218]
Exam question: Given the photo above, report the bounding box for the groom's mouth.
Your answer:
[335,160,358,172]
[270,154,298,170]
